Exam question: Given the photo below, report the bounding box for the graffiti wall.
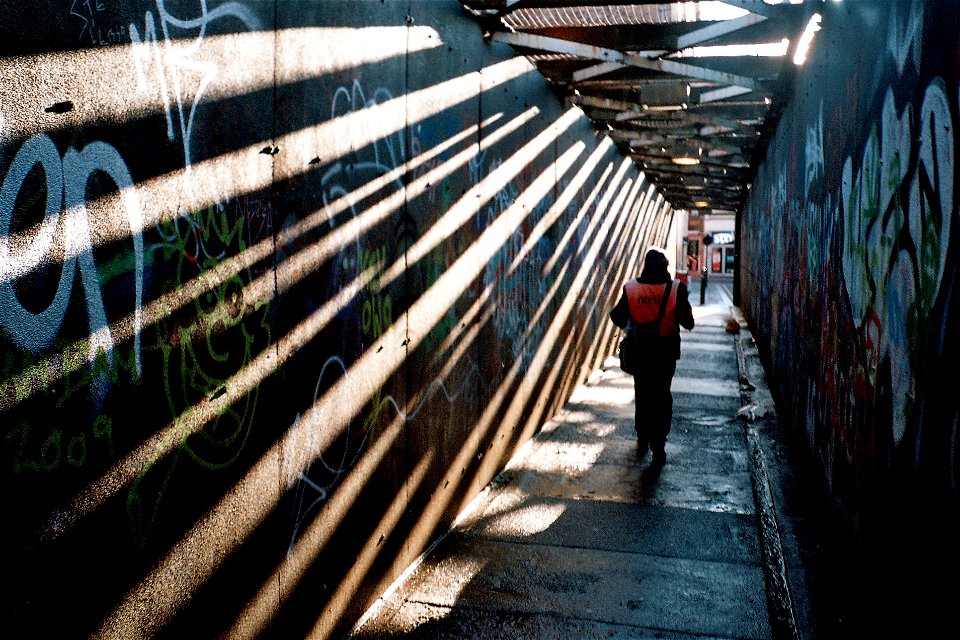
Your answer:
[740,0,959,543]
[1,2,671,638]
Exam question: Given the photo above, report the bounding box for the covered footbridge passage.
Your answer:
[3,1,958,638]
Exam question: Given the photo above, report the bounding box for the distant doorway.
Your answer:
[711,245,735,274]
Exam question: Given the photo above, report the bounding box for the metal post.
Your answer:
[700,267,708,305]
[701,233,713,305]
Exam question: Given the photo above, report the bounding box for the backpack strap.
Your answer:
[622,285,633,330]
[656,282,671,320]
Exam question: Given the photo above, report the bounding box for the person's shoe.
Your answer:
[651,450,666,467]
[636,439,649,460]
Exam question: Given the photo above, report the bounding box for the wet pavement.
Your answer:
[349,275,812,640]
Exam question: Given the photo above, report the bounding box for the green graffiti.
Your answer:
[1,340,128,476]
[362,296,392,340]
[38,428,61,471]
[157,203,270,469]
[65,431,86,468]
[0,340,134,411]
[359,245,393,340]
[58,344,138,408]
[91,414,114,457]
[360,246,385,292]
[7,421,37,474]
[918,190,943,312]
[420,205,462,361]
[128,200,271,550]
[6,415,113,475]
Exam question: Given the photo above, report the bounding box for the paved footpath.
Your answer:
[349,294,808,640]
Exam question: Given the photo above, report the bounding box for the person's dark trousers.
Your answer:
[633,355,677,460]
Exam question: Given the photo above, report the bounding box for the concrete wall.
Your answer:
[2,1,673,637]
[740,1,959,543]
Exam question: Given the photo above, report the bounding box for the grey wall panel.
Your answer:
[1,2,666,637]
[740,0,960,543]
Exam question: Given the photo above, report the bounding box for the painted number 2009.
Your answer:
[6,415,113,474]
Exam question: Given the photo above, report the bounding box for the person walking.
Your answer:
[610,248,695,465]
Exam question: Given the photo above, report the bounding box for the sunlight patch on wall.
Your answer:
[0,27,442,142]
[88,105,577,640]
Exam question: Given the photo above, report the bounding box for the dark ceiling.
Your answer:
[461,0,822,214]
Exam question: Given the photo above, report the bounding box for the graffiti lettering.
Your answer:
[130,1,262,174]
[284,356,480,553]
[360,246,392,339]
[7,414,113,474]
[805,102,824,199]
[471,150,550,371]
[886,0,923,76]
[284,80,480,550]
[127,200,270,549]
[0,134,144,393]
[741,1,957,517]
[70,0,129,46]
[331,80,406,173]
[841,79,952,444]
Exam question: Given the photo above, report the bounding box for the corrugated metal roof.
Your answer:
[504,5,682,30]
[462,0,822,214]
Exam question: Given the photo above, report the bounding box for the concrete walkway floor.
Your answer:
[349,296,810,640]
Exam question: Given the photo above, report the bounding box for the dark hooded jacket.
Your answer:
[610,260,695,360]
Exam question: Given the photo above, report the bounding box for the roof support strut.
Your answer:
[491,31,759,90]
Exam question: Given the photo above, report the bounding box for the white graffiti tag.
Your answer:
[130,1,262,176]
[0,134,144,389]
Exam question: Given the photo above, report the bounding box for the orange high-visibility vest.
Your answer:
[624,280,679,336]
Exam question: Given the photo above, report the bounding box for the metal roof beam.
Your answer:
[636,164,748,179]
[617,110,756,135]
[492,32,759,90]
[491,30,623,62]
[572,61,626,83]
[490,0,694,10]
[699,85,754,104]
[623,52,757,90]
[471,2,805,217]
[676,13,768,50]
[657,186,743,197]
[634,163,747,180]
[710,0,778,18]
[571,52,675,84]
[568,94,642,112]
